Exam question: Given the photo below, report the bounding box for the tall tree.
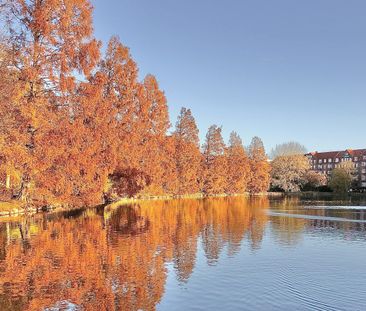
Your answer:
[202,125,227,195]
[0,42,24,197]
[226,132,250,194]
[270,155,310,192]
[134,75,171,195]
[105,73,171,198]
[1,0,101,206]
[100,36,143,198]
[247,137,270,193]
[173,108,202,195]
[2,0,100,99]
[101,36,139,161]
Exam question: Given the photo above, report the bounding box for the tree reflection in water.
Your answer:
[0,196,364,310]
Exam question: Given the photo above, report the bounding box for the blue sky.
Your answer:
[92,0,366,153]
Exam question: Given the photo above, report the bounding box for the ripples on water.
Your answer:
[0,196,365,310]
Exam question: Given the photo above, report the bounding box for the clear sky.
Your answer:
[92,0,366,153]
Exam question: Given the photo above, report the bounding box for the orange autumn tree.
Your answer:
[226,131,250,194]
[101,39,178,197]
[0,0,272,207]
[99,37,147,198]
[173,108,202,195]
[64,71,120,206]
[1,0,101,206]
[133,75,171,196]
[0,34,52,203]
[90,37,174,199]
[0,42,24,198]
[28,67,120,207]
[202,125,227,195]
[247,136,271,194]
[100,36,139,168]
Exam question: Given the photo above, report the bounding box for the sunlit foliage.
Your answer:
[271,155,310,192]
[0,0,271,207]
[329,162,357,193]
[247,137,271,193]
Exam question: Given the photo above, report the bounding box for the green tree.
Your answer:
[329,162,356,193]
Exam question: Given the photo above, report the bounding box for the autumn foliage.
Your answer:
[0,0,271,208]
[173,108,202,195]
[202,125,227,195]
[226,132,251,194]
[247,137,271,193]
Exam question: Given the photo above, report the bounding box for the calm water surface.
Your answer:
[0,196,365,310]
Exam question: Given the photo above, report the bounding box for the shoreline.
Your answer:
[0,192,275,219]
[1,191,365,219]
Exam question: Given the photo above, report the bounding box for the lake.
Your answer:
[0,196,365,310]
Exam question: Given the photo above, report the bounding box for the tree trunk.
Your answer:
[6,174,10,189]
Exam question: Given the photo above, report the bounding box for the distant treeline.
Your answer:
[0,0,270,208]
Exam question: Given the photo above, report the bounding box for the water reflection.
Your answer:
[0,196,365,310]
[270,197,366,244]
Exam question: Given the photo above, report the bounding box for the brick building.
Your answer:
[305,149,366,189]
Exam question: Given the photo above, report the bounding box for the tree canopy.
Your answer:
[329,162,356,193]
[270,142,307,159]
[0,0,271,207]
[271,155,310,192]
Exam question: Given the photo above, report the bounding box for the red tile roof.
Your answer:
[306,149,366,159]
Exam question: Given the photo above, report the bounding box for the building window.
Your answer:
[319,159,323,164]
[362,169,366,174]
[362,162,366,167]
[354,157,358,161]
[362,175,366,181]
[328,158,332,163]
[324,159,327,163]
[328,164,332,169]
[335,158,339,163]
[363,156,366,160]
[362,182,366,188]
